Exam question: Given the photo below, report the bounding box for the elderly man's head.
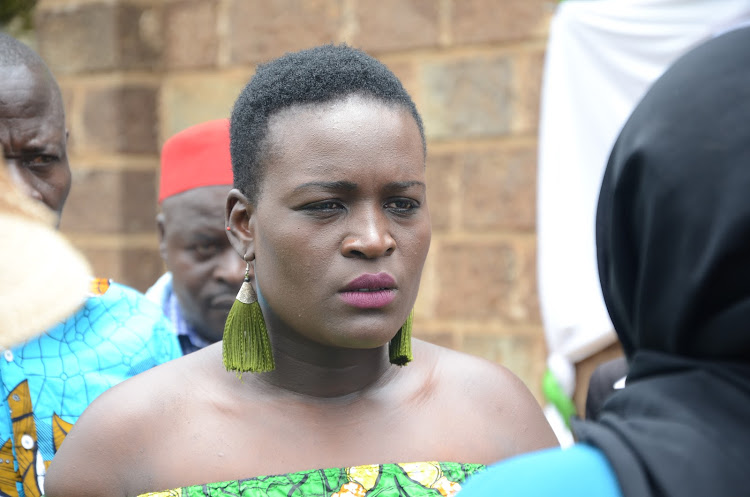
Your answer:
[158,120,245,344]
[0,33,71,222]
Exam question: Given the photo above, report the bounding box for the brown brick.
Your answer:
[460,144,537,231]
[435,239,539,323]
[513,48,546,134]
[81,246,163,293]
[379,58,421,109]
[60,169,158,234]
[451,0,552,45]
[159,71,251,141]
[164,0,219,70]
[80,246,125,287]
[228,0,342,65]
[463,331,546,397]
[122,247,166,293]
[425,150,460,231]
[81,84,159,154]
[36,3,162,75]
[58,83,77,150]
[521,241,541,325]
[353,0,439,53]
[59,84,75,121]
[420,55,513,140]
[414,330,459,350]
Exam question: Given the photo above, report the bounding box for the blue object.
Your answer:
[458,444,623,497]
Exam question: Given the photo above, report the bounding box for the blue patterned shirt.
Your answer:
[0,280,181,497]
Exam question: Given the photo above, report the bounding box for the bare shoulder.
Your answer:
[413,339,534,399]
[413,339,558,456]
[45,345,221,497]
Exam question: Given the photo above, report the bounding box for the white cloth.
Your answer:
[537,0,750,443]
[145,271,172,308]
[538,0,750,371]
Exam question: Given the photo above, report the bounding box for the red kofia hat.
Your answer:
[158,119,234,203]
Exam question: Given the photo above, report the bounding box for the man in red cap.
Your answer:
[146,119,245,354]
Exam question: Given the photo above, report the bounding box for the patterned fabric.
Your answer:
[145,272,211,355]
[0,280,181,497]
[140,462,484,497]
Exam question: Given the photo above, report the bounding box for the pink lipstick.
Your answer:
[339,273,397,309]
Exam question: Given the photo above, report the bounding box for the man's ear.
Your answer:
[156,212,167,262]
[226,188,255,262]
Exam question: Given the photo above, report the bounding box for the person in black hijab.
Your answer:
[457,24,750,497]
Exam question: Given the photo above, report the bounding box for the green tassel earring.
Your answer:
[222,263,275,374]
[389,309,414,366]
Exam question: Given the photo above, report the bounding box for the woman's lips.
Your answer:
[339,289,396,309]
[340,272,397,308]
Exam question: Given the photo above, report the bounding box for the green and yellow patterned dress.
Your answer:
[140,461,485,497]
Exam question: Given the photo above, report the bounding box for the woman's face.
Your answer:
[247,94,430,350]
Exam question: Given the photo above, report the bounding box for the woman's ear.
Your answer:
[226,188,255,262]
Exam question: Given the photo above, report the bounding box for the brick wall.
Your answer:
[35,0,555,398]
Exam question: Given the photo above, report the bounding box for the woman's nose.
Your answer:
[341,208,396,259]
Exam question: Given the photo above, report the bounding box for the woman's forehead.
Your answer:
[257,103,421,189]
[266,96,416,151]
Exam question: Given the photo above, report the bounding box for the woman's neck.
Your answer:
[252,330,401,399]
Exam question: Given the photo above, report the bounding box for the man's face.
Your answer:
[0,64,71,221]
[159,185,245,344]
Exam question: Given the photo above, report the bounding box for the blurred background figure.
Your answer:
[0,32,180,497]
[537,0,750,441]
[147,119,245,355]
[460,24,750,497]
[0,158,90,350]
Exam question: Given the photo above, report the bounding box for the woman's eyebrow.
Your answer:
[293,180,426,193]
[293,180,358,193]
[385,180,426,192]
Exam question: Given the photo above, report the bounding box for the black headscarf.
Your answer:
[572,26,750,497]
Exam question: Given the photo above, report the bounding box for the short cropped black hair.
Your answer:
[230,43,425,202]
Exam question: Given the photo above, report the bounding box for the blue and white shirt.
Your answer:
[0,279,181,497]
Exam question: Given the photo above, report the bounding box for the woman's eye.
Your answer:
[304,201,344,212]
[385,199,418,211]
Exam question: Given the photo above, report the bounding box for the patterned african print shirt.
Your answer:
[139,461,485,497]
[0,279,181,497]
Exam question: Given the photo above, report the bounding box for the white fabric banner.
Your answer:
[538,0,750,374]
